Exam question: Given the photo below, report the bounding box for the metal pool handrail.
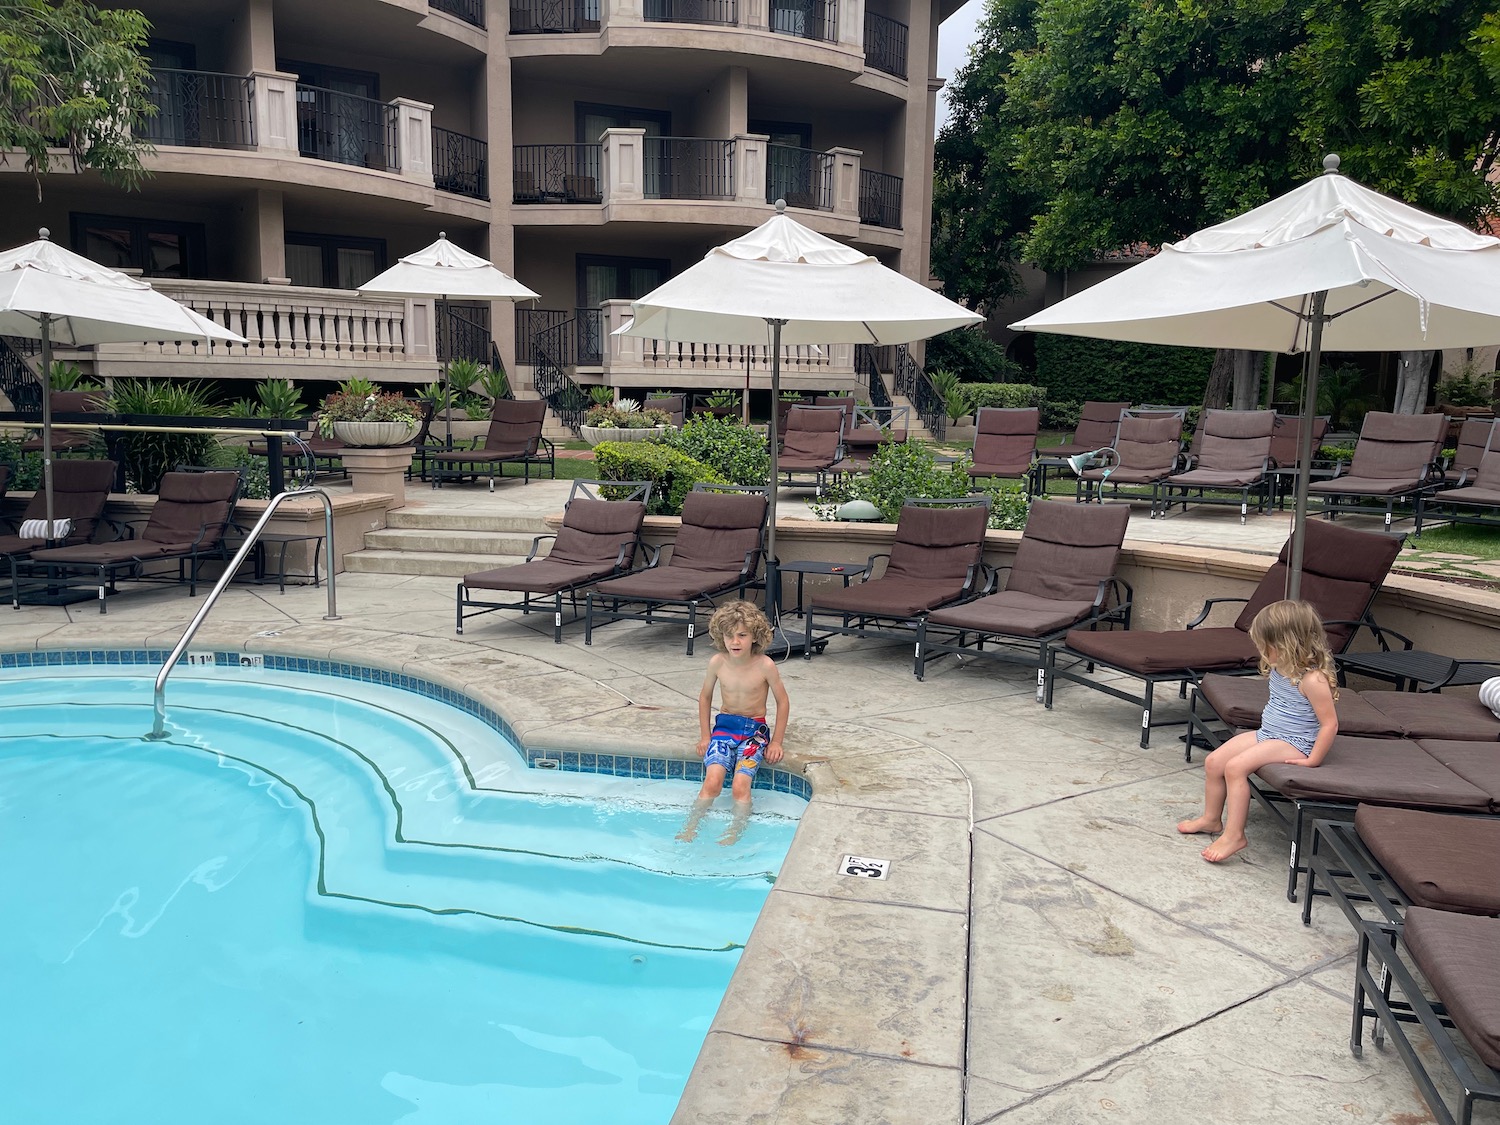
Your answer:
[147,487,340,740]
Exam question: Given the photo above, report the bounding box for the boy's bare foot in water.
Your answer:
[1176,815,1223,835]
[1201,833,1248,862]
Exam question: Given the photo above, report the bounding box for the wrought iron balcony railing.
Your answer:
[859,168,903,229]
[143,69,255,150]
[512,144,603,203]
[766,144,833,211]
[768,0,837,43]
[863,11,908,79]
[509,0,600,33]
[433,127,489,199]
[644,137,734,200]
[643,0,737,25]
[430,0,485,27]
[294,83,398,171]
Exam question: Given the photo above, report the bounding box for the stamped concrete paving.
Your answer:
[5,492,1472,1124]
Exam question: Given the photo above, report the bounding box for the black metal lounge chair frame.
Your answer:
[1352,917,1500,1125]
[430,436,557,489]
[1072,408,1187,518]
[777,404,847,495]
[455,479,651,642]
[1301,816,1412,930]
[583,483,768,657]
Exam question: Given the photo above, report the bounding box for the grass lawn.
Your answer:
[1406,521,1500,561]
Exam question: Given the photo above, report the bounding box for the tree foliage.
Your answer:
[0,1,155,198]
[934,0,1500,311]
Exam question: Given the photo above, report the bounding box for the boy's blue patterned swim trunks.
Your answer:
[704,713,769,776]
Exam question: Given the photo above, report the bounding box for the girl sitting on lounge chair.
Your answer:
[1177,600,1338,862]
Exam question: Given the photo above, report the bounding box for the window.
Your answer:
[576,254,671,309]
[70,213,205,278]
[285,233,387,289]
[575,102,670,143]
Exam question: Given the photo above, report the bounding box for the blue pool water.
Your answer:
[0,665,803,1125]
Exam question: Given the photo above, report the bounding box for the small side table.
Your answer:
[778,559,871,616]
[250,532,326,594]
[1336,649,1500,692]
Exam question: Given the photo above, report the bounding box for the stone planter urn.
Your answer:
[580,425,667,446]
[332,419,417,447]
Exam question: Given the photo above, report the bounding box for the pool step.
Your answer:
[345,512,553,577]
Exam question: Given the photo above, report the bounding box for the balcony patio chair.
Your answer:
[1,458,117,596]
[777,405,846,494]
[1352,910,1500,1125]
[585,483,768,656]
[428,398,553,490]
[1309,410,1448,530]
[1418,450,1500,535]
[644,394,686,428]
[22,468,242,613]
[563,173,600,203]
[1266,412,1332,509]
[1074,409,1186,516]
[513,167,544,202]
[802,497,991,659]
[19,391,107,456]
[1048,518,1403,748]
[457,479,652,642]
[914,498,1131,687]
[1158,409,1276,523]
[967,407,1039,494]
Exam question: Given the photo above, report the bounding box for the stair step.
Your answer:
[386,510,552,534]
[345,550,519,577]
[363,527,545,555]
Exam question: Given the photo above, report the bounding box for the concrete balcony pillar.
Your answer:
[837,0,864,51]
[601,128,645,203]
[828,146,861,220]
[743,0,768,30]
[405,298,436,359]
[733,134,769,205]
[601,299,639,373]
[250,70,299,154]
[391,98,435,185]
[603,0,643,28]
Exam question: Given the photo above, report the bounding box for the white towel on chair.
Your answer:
[19,518,73,540]
[1480,677,1500,720]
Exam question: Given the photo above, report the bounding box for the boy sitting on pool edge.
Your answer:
[677,600,790,845]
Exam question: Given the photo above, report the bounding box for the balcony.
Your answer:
[863,11,907,79]
[510,0,600,34]
[644,138,734,200]
[766,144,833,211]
[643,0,737,25]
[766,0,837,43]
[295,84,399,172]
[142,69,255,150]
[518,308,604,366]
[513,144,603,202]
[433,127,488,199]
[430,0,486,26]
[859,168,902,229]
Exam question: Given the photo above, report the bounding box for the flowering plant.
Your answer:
[317,391,418,438]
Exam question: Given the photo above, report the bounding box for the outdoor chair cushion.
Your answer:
[927,590,1095,638]
[1269,414,1330,469]
[969,408,1038,476]
[1065,626,1259,676]
[1165,467,1267,488]
[30,539,187,566]
[3,458,116,548]
[1079,464,1173,484]
[1080,413,1182,480]
[1308,473,1427,497]
[812,502,989,619]
[433,400,546,463]
[1008,501,1130,602]
[816,578,974,618]
[1427,484,1500,508]
[1355,805,1500,915]
[143,471,237,547]
[1401,908,1500,1068]
[1051,401,1131,458]
[1256,736,1491,810]
[1362,693,1500,741]
[1197,674,1399,736]
[1170,410,1273,486]
[463,498,645,595]
[663,491,765,572]
[1415,740,1500,809]
[591,564,743,602]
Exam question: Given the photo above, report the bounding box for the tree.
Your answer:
[0,1,155,199]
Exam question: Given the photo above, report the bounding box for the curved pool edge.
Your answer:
[2,623,972,1125]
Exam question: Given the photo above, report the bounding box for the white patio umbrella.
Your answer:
[622,203,982,635]
[359,233,539,446]
[0,229,246,539]
[1010,155,1500,596]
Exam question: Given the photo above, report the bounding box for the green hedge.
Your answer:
[960,383,1047,411]
[1034,335,1214,407]
[593,441,727,515]
[926,328,1027,384]
[657,415,768,485]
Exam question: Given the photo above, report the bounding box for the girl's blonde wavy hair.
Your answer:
[708,599,773,654]
[1248,599,1338,698]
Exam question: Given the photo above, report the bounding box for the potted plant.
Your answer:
[580,401,672,445]
[702,390,740,418]
[317,389,419,446]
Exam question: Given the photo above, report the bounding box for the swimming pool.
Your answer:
[0,654,805,1125]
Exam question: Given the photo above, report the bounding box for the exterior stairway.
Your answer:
[342,509,552,577]
[887,388,937,442]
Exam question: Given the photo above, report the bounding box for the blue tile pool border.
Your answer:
[0,648,812,799]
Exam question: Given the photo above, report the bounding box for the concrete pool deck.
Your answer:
[3,485,1464,1124]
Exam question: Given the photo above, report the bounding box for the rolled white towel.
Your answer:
[1480,677,1500,721]
[18,518,73,540]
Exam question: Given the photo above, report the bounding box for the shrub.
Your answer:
[1437,363,1493,407]
[809,439,1028,530]
[1317,442,1358,464]
[961,383,1047,412]
[106,378,221,493]
[584,405,670,429]
[1034,335,1214,405]
[1041,399,1081,432]
[926,328,1027,384]
[206,440,270,500]
[659,415,769,485]
[0,435,42,490]
[593,441,727,515]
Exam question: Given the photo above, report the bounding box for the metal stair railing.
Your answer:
[147,487,340,740]
[531,321,589,436]
[895,343,946,439]
[0,336,43,414]
[854,343,892,411]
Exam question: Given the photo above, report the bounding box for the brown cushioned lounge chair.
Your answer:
[1,458,117,594]
[1050,519,1402,748]
[1418,450,1500,536]
[18,390,105,455]
[1159,409,1275,523]
[1074,409,1185,516]
[456,479,651,642]
[1309,410,1447,530]
[1266,412,1331,509]
[802,497,990,659]
[968,407,1039,492]
[1353,909,1500,1125]
[1050,401,1132,460]
[585,483,767,656]
[643,394,686,428]
[914,499,1130,686]
[23,468,241,613]
[429,398,553,490]
[1440,418,1497,486]
[777,405,846,494]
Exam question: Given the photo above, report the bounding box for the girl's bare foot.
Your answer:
[1201,833,1248,862]
[1176,815,1223,835]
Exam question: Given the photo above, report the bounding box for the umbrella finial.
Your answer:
[439,231,447,240]
[774,199,786,214]
[38,227,50,240]
[1322,153,1340,174]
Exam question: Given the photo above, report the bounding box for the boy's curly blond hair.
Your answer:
[1248,599,1339,698]
[708,600,773,653]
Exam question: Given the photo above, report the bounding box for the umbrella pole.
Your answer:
[40,314,56,543]
[440,297,453,449]
[764,318,786,622]
[1287,290,1328,601]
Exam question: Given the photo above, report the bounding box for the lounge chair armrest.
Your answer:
[1329,618,1413,653]
[1097,448,1121,469]
[639,543,663,568]
[1456,466,1476,487]
[986,563,1012,595]
[1185,596,1248,629]
[613,540,635,569]
[739,547,763,579]
[1421,657,1500,691]
[861,551,891,579]
[960,562,985,598]
[1328,459,1348,479]
[1176,452,1197,472]
[1103,576,1135,612]
[524,533,557,563]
